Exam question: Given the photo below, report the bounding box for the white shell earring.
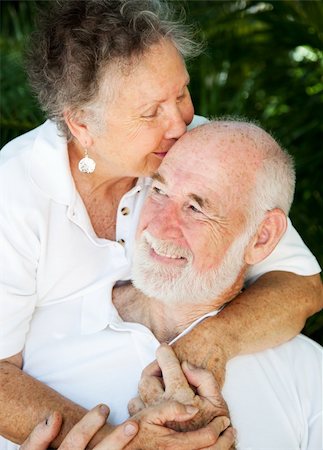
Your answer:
[78,148,96,174]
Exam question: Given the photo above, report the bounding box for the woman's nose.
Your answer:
[164,107,187,140]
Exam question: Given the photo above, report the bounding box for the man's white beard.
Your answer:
[132,229,251,306]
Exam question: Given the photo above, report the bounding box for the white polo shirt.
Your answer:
[1,302,322,449]
[0,118,320,360]
[0,118,321,449]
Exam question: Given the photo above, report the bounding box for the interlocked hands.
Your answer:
[21,345,235,450]
[129,344,230,432]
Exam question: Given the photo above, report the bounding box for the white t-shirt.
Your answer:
[0,118,320,360]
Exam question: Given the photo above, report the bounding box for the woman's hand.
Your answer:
[126,401,235,450]
[128,344,230,432]
[172,325,228,387]
[20,401,235,450]
[20,405,138,450]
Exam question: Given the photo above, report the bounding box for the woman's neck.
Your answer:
[67,140,137,240]
[68,140,136,197]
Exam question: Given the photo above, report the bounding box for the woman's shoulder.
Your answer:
[0,121,52,164]
[0,120,65,205]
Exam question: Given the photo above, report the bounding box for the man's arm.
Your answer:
[0,353,114,448]
[20,406,139,450]
[21,403,235,450]
[172,272,322,385]
[20,351,237,450]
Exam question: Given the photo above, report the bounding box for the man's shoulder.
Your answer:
[187,115,209,130]
[285,334,322,359]
[228,334,322,378]
[257,334,322,376]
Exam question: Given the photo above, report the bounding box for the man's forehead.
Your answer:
[162,123,263,184]
[152,164,224,212]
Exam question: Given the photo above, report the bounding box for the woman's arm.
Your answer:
[172,271,322,386]
[0,354,114,448]
[20,406,139,450]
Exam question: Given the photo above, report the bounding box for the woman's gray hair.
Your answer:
[26,0,201,137]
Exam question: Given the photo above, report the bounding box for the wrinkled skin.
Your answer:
[20,405,139,450]
[125,402,235,450]
[129,344,230,433]
[20,402,235,450]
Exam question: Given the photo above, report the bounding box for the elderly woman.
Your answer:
[0,0,321,448]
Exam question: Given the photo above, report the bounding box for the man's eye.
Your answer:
[189,204,201,213]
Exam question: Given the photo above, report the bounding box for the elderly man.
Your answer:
[23,120,322,449]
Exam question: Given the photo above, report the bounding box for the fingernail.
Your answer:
[223,417,231,428]
[185,405,199,415]
[100,404,109,415]
[124,422,137,436]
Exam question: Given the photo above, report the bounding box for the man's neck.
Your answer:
[145,300,224,343]
[113,280,243,343]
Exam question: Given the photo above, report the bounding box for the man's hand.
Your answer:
[20,404,138,450]
[126,401,235,450]
[128,344,230,431]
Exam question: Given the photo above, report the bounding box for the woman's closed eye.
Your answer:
[141,107,159,119]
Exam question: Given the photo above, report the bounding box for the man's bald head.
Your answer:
[133,119,295,306]
[165,120,295,228]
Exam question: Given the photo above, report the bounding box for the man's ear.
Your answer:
[63,109,93,148]
[244,208,287,265]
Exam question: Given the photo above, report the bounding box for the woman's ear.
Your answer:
[63,109,93,148]
[244,209,287,265]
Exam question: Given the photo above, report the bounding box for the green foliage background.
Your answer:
[0,0,322,343]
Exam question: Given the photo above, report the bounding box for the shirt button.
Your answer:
[121,207,130,216]
[118,238,126,246]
